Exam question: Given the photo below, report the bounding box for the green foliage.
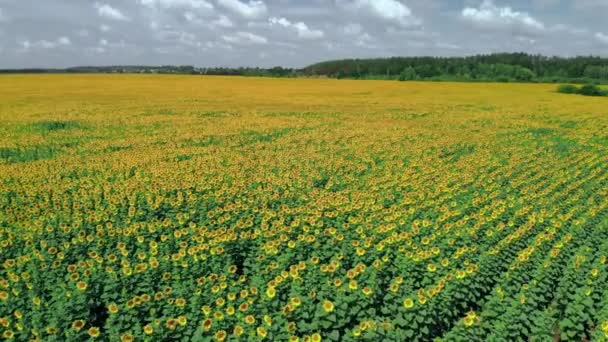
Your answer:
[578,84,606,96]
[558,84,607,97]
[32,120,81,132]
[398,67,417,81]
[6,53,608,84]
[303,53,608,83]
[0,145,60,163]
[557,84,579,94]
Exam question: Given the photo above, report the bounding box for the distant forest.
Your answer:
[2,53,608,83]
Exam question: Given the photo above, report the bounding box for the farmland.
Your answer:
[1,75,608,341]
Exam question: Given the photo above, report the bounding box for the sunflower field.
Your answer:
[1,75,608,341]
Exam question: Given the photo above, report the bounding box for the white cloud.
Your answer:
[573,0,608,11]
[58,37,71,45]
[339,0,420,27]
[269,17,324,40]
[140,0,214,10]
[343,23,363,36]
[217,0,267,19]
[222,31,268,45]
[596,32,608,44]
[20,36,72,50]
[94,3,129,21]
[462,0,545,35]
[532,0,560,9]
[100,24,111,32]
[212,15,234,28]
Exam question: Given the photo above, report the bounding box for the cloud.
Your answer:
[0,8,6,22]
[596,32,608,44]
[573,0,608,11]
[217,0,267,19]
[94,3,130,21]
[20,36,72,50]
[140,0,214,10]
[212,15,234,28]
[462,0,545,35]
[58,37,71,45]
[343,23,363,36]
[222,31,268,45]
[339,0,420,27]
[269,17,324,40]
[2,0,608,68]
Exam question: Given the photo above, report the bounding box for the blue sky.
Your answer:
[0,0,607,68]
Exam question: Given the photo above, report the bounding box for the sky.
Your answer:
[0,0,607,68]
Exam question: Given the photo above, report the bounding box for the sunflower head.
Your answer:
[215,330,227,341]
[87,327,101,338]
[143,324,153,335]
[403,298,414,309]
[322,300,334,313]
[257,326,268,338]
[71,320,85,331]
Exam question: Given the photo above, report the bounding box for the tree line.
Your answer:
[302,53,608,83]
[2,53,608,83]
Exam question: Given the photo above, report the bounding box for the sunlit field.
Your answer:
[1,75,608,341]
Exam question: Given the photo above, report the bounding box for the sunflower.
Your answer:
[166,319,178,330]
[76,281,87,291]
[233,325,244,337]
[463,311,478,327]
[215,330,227,341]
[257,326,268,338]
[120,333,134,342]
[87,327,101,338]
[108,303,119,314]
[290,297,302,307]
[202,319,213,331]
[71,320,85,331]
[143,324,154,335]
[245,315,256,325]
[311,333,322,342]
[266,287,276,299]
[176,298,186,307]
[215,298,225,307]
[403,298,414,309]
[322,300,334,313]
[202,305,212,315]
